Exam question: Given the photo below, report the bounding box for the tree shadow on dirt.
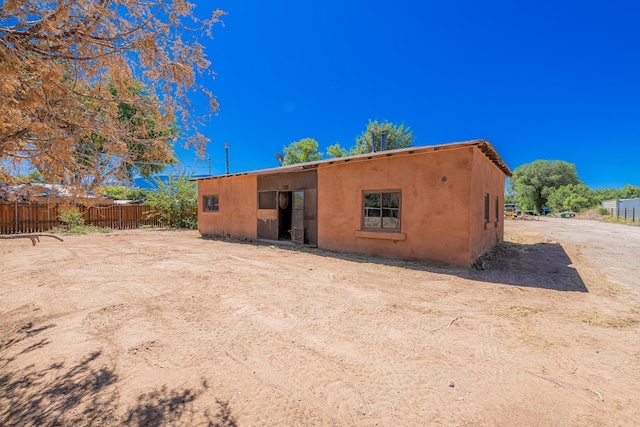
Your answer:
[0,323,238,427]
[0,322,55,353]
[0,322,56,368]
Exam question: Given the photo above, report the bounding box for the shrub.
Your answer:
[145,174,197,229]
[59,207,85,231]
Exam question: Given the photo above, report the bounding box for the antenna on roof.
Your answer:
[275,152,284,166]
[224,143,230,175]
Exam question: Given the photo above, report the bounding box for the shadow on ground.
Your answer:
[313,241,587,292]
[0,323,238,427]
[203,235,587,292]
[467,241,587,292]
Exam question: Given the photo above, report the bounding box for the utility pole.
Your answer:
[207,156,211,176]
[224,143,230,175]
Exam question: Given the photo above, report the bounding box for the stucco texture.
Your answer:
[469,148,506,262]
[198,175,257,239]
[196,143,508,266]
[317,147,481,265]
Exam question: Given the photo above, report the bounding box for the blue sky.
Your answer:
[175,0,639,189]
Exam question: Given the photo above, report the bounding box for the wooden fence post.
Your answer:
[14,200,18,234]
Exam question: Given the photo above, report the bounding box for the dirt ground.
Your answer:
[1,218,639,426]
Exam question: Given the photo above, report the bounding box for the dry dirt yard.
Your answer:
[1,218,639,426]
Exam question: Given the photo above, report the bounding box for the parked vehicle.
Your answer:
[504,204,521,218]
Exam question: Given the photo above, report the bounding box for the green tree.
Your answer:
[619,184,640,199]
[111,81,179,178]
[326,143,348,158]
[327,120,414,158]
[69,80,179,184]
[15,171,44,183]
[510,160,580,212]
[145,174,197,229]
[591,184,640,204]
[592,187,622,204]
[282,138,323,165]
[100,186,150,201]
[547,183,595,212]
[504,177,518,205]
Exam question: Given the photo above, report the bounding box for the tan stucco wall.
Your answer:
[317,148,477,265]
[469,149,506,261]
[197,175,257,239]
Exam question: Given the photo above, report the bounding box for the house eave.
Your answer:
[192,139,512,182]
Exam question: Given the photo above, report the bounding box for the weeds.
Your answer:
[568,310,638,330]
[51,225,111,235]
[602,216,640,227]
[56,207,111,234]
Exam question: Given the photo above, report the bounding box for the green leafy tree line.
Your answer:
[509,159,640,213]
[100,186,150,201]
[282,119,414,165]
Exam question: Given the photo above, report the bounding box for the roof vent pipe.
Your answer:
[380,130,388,151]
[370,131,377,153]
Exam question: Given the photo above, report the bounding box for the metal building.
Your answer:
[601,198,640,220]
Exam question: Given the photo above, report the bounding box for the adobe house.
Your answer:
[195,140,512,266]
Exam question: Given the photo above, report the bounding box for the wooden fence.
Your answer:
[0,202,162,234]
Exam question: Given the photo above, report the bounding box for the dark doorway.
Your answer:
[278,191,292,240]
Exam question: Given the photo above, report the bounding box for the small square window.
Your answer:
[363,191,401,231]
[259,191,277,209]
[203,195,219,212]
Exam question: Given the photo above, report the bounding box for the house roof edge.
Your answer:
[192,139,512,181]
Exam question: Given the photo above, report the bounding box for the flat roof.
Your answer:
[194,139,512,181]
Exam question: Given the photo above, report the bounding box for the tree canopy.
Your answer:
[547,183,596,212]
[509,160,580,211]
[0,0,223,189]
[325,143,348,159]
[327,120,414,158]
[282,138,322,166]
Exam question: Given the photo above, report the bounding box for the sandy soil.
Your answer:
[1,218,639,426]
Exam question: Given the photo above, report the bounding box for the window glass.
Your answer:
[382,192,400,230]
[293,191,304,210]
[363,193,381,228]
[484,194,489,223]
[259,191,277,209]
[204,195,219,212]
[363,191,400,231]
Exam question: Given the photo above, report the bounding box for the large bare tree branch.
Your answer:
[0,0,224,187]
[0,234,64,246]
